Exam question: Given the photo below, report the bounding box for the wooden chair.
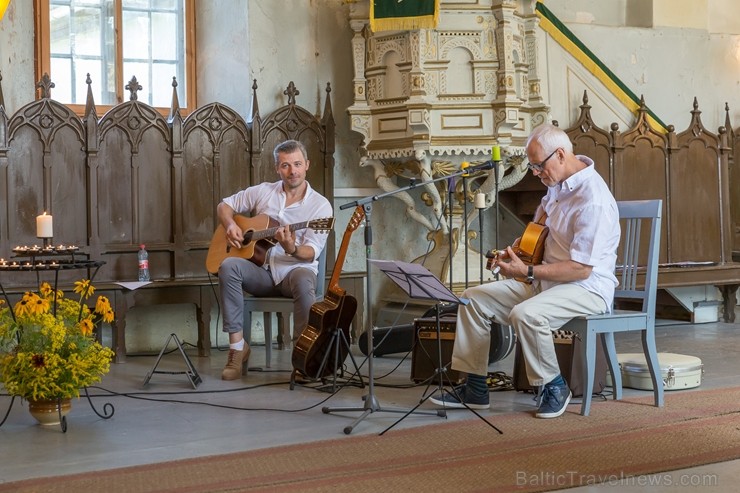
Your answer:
[561,199,664,415]
[242,248,327,367]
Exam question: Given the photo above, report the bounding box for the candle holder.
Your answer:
[38,237,53,248]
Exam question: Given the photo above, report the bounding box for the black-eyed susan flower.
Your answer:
[0,280,115,401]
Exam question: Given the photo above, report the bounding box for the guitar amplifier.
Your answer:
[410,316,464,385]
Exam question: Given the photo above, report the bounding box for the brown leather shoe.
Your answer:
[221,345,251,380]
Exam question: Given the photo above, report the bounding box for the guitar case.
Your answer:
[358,304,515,364]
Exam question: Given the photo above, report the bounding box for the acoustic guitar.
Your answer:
[487,219,549,282]
[291,206,364,379]
[205,214,334,274]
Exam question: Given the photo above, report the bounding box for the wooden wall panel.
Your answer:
[96,130,134,247]
[669,139,721,262]
[180,102,250,277]
[5,130,45,244]
[48,127,87,249]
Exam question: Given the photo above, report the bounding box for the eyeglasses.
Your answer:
[527,148,559,173]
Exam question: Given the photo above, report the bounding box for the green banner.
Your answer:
[371,0,439,32]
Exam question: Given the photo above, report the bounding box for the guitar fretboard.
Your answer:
[244,221,309,243]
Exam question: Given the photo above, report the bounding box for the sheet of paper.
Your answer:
[113,281,152,290]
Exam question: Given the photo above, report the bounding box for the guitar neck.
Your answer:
[327,206,364,291]
[248,221,308,241]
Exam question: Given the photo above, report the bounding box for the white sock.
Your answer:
[230,339,245,351]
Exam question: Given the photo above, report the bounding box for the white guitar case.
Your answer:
[607,352,703,391]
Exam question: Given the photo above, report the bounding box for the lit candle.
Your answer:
[491,145,501,162]
[475,192,486,209]
[36,212,53,238]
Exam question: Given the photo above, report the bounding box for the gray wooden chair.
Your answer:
[562,199,664,415]
[242,248,327,367]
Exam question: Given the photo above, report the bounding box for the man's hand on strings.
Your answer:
[225,223,244,249]
[493,246,528,280]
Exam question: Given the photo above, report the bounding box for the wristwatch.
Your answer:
[526,265,535,283]
[288,243,299,257]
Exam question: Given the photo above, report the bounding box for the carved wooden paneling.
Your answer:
[96,101,173,281]
[1,97,87,286]
[0,76,334,287]
[564,92,737,270]
[671,100,726,263]
[181,102,250,277]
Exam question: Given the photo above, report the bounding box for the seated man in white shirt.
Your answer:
[431,123,620,418]
[216,140,333,380]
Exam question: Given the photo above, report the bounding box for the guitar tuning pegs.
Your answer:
[485,249,502,259]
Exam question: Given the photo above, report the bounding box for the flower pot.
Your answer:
[27,398,72,426]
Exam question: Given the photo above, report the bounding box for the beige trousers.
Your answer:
[451,279,607,386]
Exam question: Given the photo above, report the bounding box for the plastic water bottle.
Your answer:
[138,244,150,281]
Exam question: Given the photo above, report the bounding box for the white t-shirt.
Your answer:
[222,181,333,285]
[538,156,620,311]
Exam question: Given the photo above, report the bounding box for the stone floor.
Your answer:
[0,318,738,492]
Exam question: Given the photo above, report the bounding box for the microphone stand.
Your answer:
[493,157,502,280]
[323,161,494,435]
[461,165,469,289]
[447,176,455,291]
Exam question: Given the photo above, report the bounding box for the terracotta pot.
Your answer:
[27,398,72,426]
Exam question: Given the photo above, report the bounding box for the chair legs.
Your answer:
[579,332,597,416]
[578,328,664,416]
[603,332,622,401]
[642,331,665,408]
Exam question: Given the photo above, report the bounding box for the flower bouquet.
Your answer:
[0,280,115,401]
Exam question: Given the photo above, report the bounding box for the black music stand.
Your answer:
[369,259,502,435]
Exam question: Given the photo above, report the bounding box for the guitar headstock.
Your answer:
[308,217,335,233]
[347,206,365,232]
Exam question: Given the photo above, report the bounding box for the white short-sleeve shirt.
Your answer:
[538,156,620,311]
[222,181,333,285]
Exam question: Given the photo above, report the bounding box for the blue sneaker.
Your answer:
[430,385,490,410]
[535,378,572,418]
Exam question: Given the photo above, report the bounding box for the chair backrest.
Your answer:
[316,247,328,299]
[615,200,663,320]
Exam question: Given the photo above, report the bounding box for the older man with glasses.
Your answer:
[431,123,621,418]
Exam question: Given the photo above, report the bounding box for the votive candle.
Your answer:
[36,212,53,238]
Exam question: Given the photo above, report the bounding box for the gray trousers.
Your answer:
[451,279,606,387]
[218,257,317,342]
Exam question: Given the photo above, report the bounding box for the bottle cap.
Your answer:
[140,244,146,249]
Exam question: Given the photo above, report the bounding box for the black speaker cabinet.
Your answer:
[410,316,464,385]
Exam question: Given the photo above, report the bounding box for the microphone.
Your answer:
[469,160,495,172]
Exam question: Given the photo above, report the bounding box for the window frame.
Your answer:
[34,0,196,117]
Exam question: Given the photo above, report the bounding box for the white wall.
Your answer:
[0,1,37,113]
[544,0,740,132]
